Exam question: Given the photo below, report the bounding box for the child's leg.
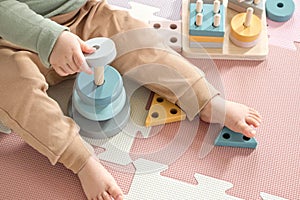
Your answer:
[0,39,123,200]
[72,1,261,137]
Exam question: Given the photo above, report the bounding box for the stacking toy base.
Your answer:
[68,97,130,139]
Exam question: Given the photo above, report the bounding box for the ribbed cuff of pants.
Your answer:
[177,77,220,120]
[58,134,91,174]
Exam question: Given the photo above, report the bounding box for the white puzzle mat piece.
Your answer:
[107,0,182,20]
[125,158,242,200]
[123,159,291,199]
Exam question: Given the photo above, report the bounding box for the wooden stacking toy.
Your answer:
[189,0,225,49]
[229,7,262,48]
[69,37,130,139]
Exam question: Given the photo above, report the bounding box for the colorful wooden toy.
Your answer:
[182,0,269,60]
[70,37,130,139]
[145,93,186,127]
[189,2,225,37]
[266,0,295,22]
[189,1,225,49]
[73,76,126,121]
[214,126,258,148]
[229,7,262,48]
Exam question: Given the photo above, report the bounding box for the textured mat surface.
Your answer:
[1,1,300,199]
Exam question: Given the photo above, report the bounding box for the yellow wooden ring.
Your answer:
[230,13,262,43]
[189,35,224,43]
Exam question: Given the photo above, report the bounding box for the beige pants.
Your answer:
[0,1,219,173]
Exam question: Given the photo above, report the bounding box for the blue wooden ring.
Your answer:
[266,0,295,22]
[75,65,123,108]
[73,87,126,121]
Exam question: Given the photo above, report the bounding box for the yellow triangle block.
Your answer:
[145,94,186,127]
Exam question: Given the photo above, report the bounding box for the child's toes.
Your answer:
[238,121,256,138]
[108,186,123,200]
[249,108,262,119]
[97,194,104,200]
[102,191,112,200]
[246,115,261,128]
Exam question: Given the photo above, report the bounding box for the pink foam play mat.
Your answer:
[1,1,299,199]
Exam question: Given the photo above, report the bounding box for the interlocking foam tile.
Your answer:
[267,0,300,50]
[107,0,131,9]
[0,133,87,200]
[132,0,182,20]
[125,159,242,199]
[107,0,182,20]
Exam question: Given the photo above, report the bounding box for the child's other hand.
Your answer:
[49,31,95,76]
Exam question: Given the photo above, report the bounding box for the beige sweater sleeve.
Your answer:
[0,0,68,67]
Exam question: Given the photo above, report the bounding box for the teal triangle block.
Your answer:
[214,127,258,149]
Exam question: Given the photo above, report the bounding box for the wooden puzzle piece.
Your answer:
[214,126,258,148]
[145,93,186,127]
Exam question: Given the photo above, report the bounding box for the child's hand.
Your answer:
[49,31,95,76]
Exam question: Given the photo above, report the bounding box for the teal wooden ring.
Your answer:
[266,0,295,22]
[75,66,123,108]
[73,87,126,121]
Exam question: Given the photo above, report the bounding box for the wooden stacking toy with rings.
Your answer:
[69,37,130,139]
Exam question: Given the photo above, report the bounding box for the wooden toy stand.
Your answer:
[182,0,269,60]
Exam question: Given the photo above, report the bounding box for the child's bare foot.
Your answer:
[200,95,262,138]
[78,156,123,200]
